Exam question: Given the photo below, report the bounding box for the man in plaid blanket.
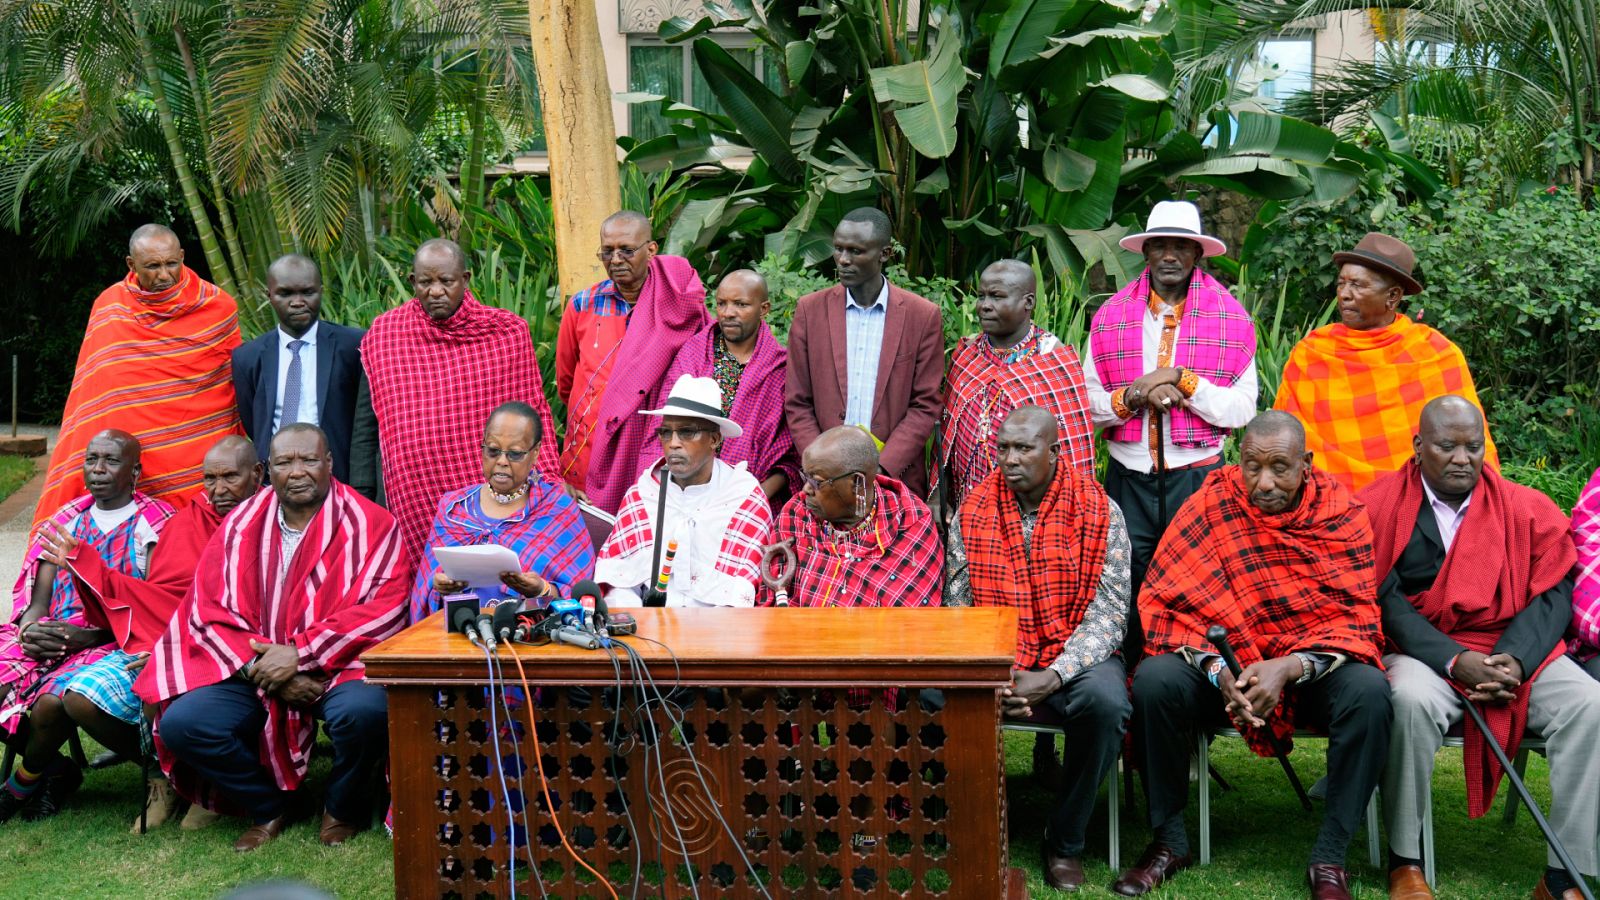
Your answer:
[1114,412,1389,900]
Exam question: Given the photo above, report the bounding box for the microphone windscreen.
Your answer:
[492,600,520,636]
[449,601,479,636]
[572,579,602,603]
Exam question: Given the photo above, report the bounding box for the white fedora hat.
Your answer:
[640,374,744,438]
[1118,200,1228,258]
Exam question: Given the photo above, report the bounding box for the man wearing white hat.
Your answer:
[1083,200,1259,662]
[595,374,774,608]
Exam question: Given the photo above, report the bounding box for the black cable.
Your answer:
[598,639,645,899]
[480,644,518,900]
[619,639,772,899]
[492,652,547,900]
[622,638,697,899]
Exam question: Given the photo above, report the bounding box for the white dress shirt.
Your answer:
[843,279,890,429]
[1421,478,1473,553]
[1082,298,1259,473]
[272,321,320,432]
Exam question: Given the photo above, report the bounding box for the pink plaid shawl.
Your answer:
[1088,268,1255,447]
[582,255,709,514]
[1572,467,1600,660]
[362,292,560,556]
[137,481,410,796]
[659,322,797,506]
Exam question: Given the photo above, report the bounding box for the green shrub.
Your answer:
[1246,175,1600,476]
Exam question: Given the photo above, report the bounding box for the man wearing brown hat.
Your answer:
[1273,232,1498,492]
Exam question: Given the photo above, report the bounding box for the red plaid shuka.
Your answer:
[136,481,410,807]
[1143,465,1381,756]
[661,322,798,510]
[937,327,1095,509]
[1361,460,1576,816]
[774,475,943,608]
[362,292,560,556]
[959,463,1109,668]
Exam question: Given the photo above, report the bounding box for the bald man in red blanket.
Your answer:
[135,424,410,852]
[1364,396,1597,900]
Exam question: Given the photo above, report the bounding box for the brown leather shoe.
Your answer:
[319,812,360,847]
[1110,843,1193,896]
[1044,852,1085,892]
[1308,864,1352,900]
[1533,875,1586,900]
[233,816,290,852]
[1389,865,1434,899]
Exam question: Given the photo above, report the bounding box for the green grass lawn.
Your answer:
[0,455,34,506]
[0,731,1562,899]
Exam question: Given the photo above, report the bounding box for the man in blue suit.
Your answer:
[232,254,380,502]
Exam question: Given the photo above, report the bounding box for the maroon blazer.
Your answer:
[784,282,945,496]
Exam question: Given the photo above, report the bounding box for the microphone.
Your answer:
[593,594,609,633]
[473,614,497,652]
[571,579,603,631]
[492,600,520,644]
[447,596,479,637]
[551,625,600,650]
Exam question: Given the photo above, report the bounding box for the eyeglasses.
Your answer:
[655,427,713,443]
[596,244,649,262]
[481,445,530,463]
[800,470,858,493]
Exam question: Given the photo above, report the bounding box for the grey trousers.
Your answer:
[1383,652,1600,873]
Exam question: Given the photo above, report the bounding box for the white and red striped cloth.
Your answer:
[136,480,410,797]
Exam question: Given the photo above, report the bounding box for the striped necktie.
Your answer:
[281,339,307,426]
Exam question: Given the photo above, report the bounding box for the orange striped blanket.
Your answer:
[1273,314,1497,492]
[33,267,243,526]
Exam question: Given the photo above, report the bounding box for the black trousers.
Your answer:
[1129,653,1392,865]
[1039,657,1132,857]
[160,678,388,825]
[1103,457,1222,661]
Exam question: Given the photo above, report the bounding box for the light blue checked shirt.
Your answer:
[843,279,890,429]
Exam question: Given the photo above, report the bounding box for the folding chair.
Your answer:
[1196,728,1382,867]
[1003,709,1127,872]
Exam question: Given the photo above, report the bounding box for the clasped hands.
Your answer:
[1218,655,1302,730]
[1451,650,1522,704]
[246,639,328,708]
[1001,669,1061,719]
[1123,367,1189,414]
[19,619,104,662]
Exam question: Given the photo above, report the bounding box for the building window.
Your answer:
[628,38,782,141]
[1258,36,1315,103]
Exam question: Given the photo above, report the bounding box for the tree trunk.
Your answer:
[525,0,619,298]
[132,7,238,299]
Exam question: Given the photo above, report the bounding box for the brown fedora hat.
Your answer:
[1332,232,1422,295]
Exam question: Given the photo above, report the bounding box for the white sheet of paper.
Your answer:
[433,544,524,590]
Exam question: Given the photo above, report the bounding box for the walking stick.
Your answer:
[759,539,797,607]
[1459,698,1595,900]
[1206,626,1315,812]
[1154,405,1168,527]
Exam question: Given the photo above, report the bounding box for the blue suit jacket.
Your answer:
[232,320,379,497]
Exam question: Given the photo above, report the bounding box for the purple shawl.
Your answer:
[658,322,799,509]
[584,255,710,513]
[1088,268,1255,447]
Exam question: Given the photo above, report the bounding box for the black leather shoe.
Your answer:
[1111,843,1193,896]
[21,760,82,822]
[1045,852,1085,892]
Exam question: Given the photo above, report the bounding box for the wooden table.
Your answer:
[364,606,1020,899]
